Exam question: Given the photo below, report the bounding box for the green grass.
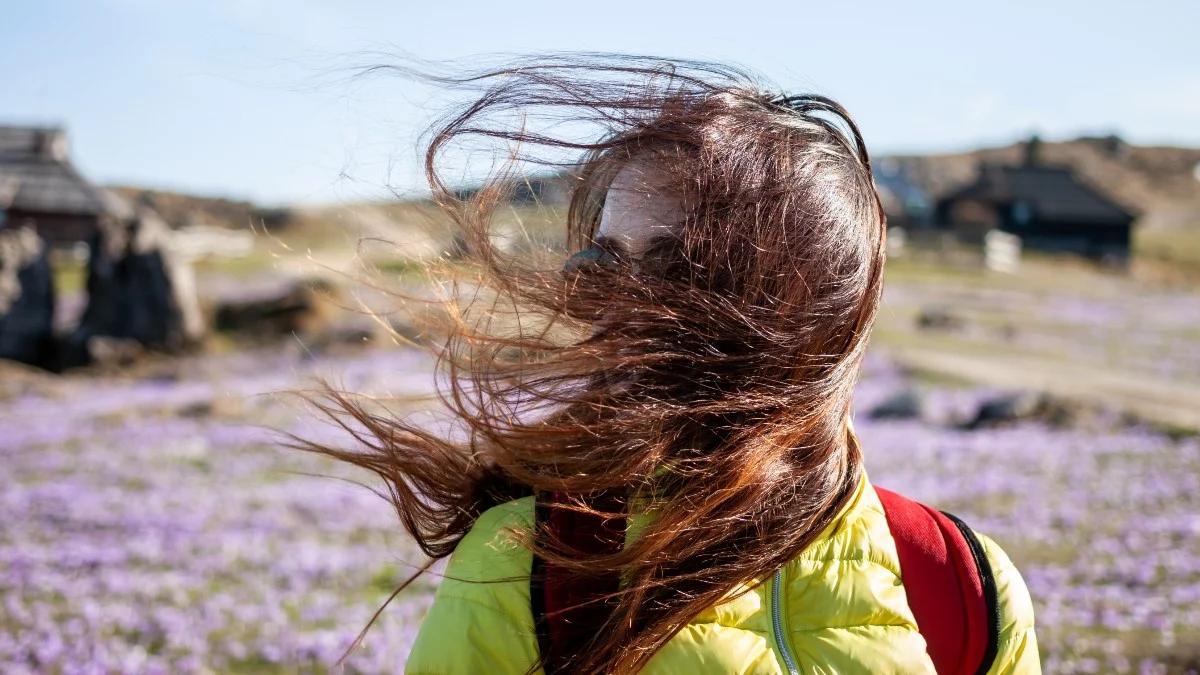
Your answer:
[192,250,280,278]
[52,258,87,295]
[369,258,436,280]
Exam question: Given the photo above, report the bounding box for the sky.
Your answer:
[4,0,1198,205]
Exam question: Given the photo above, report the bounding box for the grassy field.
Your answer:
[1135,227,1200,272]
[6,213,1199,673]
[875,252,1200,431]
[2,342,1196,673]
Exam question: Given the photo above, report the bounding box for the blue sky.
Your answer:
[4,0,1197,205]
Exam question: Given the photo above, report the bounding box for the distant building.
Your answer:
[0,125,205,367]
[935,147,1137,261]
[874,158,933,229]
[0,126,131,245]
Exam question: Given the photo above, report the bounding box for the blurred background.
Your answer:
[1,1,1198,673]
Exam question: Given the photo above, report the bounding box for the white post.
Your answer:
[984,229,1021,273]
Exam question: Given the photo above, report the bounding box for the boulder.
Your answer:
[916,306,965,332]
[964,391,1043,429]
[212,277,387,354]
[66,208,203,367]
[963,391,1092,430]
[868,388,924,420]
[0,226,56,368]
[214,277,339,339]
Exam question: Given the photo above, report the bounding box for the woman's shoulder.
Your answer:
[778,478,1038,673]
[444,496,536,582]
[846,479,1039,673]
[405,497,539,675]
[974,531,1036,631]
[973,531,1040,674]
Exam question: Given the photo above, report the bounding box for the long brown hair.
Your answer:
[303,55,886,673]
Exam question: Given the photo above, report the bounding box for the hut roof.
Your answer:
[0,126,125,219]
[942,164,1135,226]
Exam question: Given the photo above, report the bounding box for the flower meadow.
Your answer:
[1,344,1198,673]
[854,358,1200,674]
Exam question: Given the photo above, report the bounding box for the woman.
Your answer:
[309,56,1038,674]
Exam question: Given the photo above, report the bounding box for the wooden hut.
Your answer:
[0,126,130,245]
[935,156,1137,261]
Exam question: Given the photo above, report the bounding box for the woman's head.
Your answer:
[306,55,884,674]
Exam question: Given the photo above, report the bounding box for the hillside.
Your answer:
[109,137,1200,243]
[108,186,280,231]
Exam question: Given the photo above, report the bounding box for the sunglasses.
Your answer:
[563,244,621,273]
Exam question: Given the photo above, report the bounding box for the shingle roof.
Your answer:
[0,126,66,158]
[944,165,1134,225]
[0,126,115,218]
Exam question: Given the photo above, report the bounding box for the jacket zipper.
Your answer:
[771,568,801,675]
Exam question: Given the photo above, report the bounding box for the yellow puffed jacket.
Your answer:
[406,473,1039,674]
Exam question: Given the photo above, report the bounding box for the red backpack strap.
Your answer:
[530,490,626,674]
[875,487,1001,675]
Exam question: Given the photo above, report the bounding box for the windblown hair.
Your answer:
[305,55,886,673]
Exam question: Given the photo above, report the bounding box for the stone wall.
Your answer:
[0,226,56,368]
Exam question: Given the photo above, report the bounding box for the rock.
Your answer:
[916,306,965,332]
[67,208,203,366]
[212,278,387,355]
[0,226,57,368]
[178,400,214,418]
[869,388,924,420]
[1034,396,1095,429]
[84,336,144,367]
[214,278,339,339]
[963,391,1092,430]
[965,391,1042,429]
